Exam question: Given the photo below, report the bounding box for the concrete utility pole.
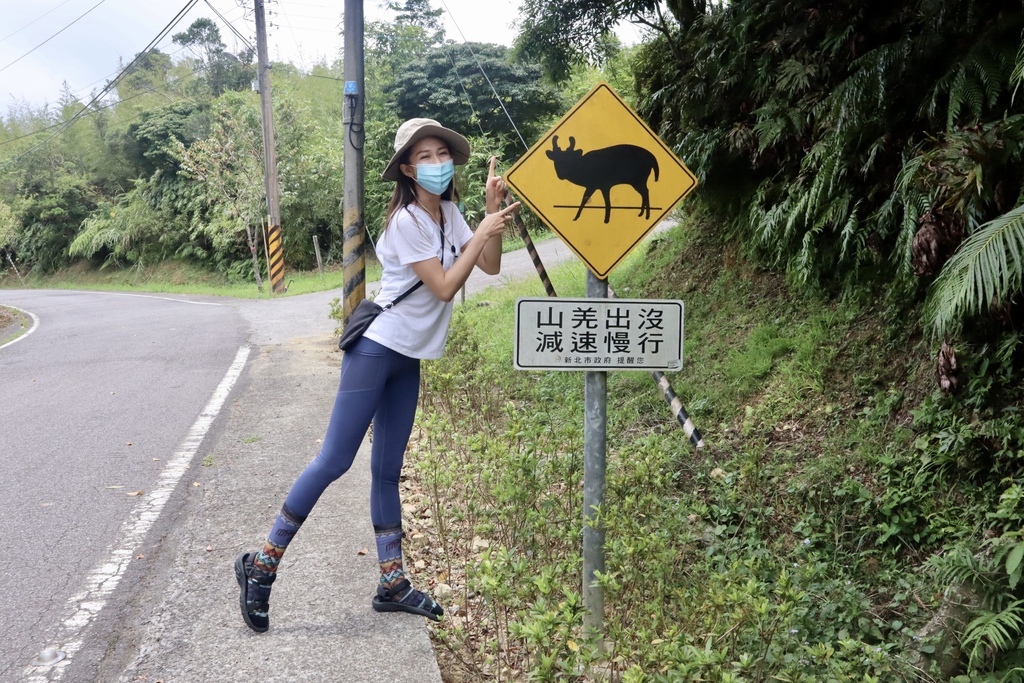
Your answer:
[254,0,285,293]
[341,0,366,319]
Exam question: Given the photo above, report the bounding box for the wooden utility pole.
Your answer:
[254,0,285,293]
[341,0,366,319]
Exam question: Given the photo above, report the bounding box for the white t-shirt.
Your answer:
[363,202,474,359]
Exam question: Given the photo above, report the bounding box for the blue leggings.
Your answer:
[282,337,420,527]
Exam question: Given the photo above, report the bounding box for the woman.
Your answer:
[235,118,520,631]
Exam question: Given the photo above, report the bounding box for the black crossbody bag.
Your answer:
[337,207,455,352]
[337,280,424,351]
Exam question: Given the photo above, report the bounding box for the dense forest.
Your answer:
[5,0,1024,679]
[0,2,576,282]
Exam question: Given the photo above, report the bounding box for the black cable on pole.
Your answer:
[0,0,109,74]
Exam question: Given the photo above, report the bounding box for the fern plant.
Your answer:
[634,0,1024,295]
[963,601,1024,673]
[70,180,164,267]
[926,202,1024,338]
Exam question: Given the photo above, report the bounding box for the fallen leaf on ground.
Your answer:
[357,548,369,556]
[127,490,144,496]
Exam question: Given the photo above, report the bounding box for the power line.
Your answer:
[444,47,487,138]
[436,0,528,150]
[1,73,196,148]
[0,0,109,74]
[204,0,255,52]
[275,0,339,9]
[71,43,191,100]
[0,0,77,43]
[4,0,201,164]
[306,73,344,82]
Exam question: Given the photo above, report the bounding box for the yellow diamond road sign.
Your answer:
[505,82,697,279]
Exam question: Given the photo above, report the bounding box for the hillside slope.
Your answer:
[406,215,1024,682]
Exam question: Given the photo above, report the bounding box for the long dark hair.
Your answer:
[383,151,461,229]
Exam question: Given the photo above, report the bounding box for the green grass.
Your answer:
[409,214,1024,682]
[0,259,383,299]
[0,304,28,345]
[0,227,554,298]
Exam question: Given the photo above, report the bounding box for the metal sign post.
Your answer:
[583,272,607,640]
[505,81,698,644]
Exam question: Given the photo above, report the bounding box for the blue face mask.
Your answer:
[413,160,455,195]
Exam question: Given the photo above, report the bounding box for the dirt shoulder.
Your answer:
[0,306,24,344]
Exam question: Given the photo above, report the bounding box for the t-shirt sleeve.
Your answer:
[388,208,439,265]
[451,206,475,251]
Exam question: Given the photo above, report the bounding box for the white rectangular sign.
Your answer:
[515,298,684,371]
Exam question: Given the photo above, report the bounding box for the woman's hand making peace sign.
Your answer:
[477,155,519,242]
[485,156,507,214]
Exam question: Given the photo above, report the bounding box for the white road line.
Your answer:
[0,305,40,351]
[23,345,251,682]
[100,292,225,306]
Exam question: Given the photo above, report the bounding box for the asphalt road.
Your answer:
[0,229,641,682]
[0,290,248,682]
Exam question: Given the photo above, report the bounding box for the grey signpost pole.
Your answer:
[583,271,608,640]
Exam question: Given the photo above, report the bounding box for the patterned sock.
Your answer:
[253,504,306,579]
[375,523,405,589]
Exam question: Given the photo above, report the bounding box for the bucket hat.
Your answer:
[382,118,471,181]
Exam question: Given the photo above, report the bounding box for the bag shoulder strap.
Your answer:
[384,280,424,310]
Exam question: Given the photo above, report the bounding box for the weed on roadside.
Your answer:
[403,216,1024,682]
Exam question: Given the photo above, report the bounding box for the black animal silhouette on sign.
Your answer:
[545,136,660,224]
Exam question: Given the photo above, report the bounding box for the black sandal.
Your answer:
[234,552,274,632]
[371,578,444,621]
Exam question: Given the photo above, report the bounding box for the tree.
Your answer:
[172,19,255,97]
[516,0,712,81]
[116,49,174,101]
[0,199,19,258]
[386,0,445,44]
[122,101,209,178]
[926,203,1024,338]
[387,42,562,146]
[177,92,267,284]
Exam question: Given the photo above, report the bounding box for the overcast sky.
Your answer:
[0,0,645,113]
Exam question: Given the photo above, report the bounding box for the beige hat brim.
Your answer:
[382,122,471,181]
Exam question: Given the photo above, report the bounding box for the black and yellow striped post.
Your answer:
[267,223,285,293]
[510,208,557,298]
[342,212,366,318]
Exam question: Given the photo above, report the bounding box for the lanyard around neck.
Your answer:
[436,207,457,266]
[406,203,457,266]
